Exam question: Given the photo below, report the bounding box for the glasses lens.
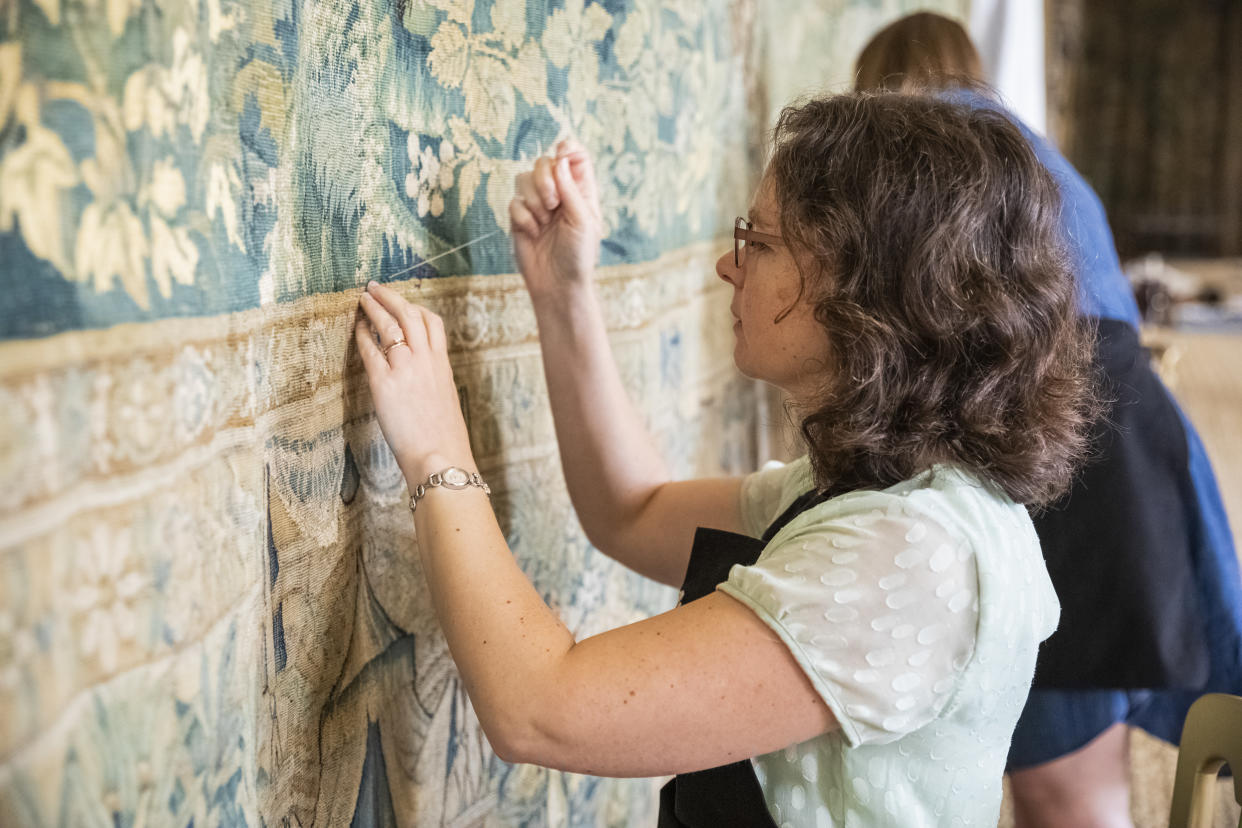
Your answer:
[735,217,747,268]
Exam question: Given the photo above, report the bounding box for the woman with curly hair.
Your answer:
[354,92,1097,827]
[855,12,1242,828]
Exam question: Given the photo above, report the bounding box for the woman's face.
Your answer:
[715,177,832,402]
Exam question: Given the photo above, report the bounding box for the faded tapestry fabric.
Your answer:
[0,0,959,825]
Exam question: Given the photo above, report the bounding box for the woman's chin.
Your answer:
[731,348,755,380]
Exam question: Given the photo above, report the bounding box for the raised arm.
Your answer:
[509,142,745,587]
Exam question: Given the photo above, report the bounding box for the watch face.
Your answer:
[442,467,469,488]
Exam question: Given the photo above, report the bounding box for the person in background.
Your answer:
[354,92,1099,827]
[854,12,1242,828]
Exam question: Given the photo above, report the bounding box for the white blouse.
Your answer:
[716,456,1059,826]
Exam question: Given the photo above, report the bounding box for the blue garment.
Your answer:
[1127,404,1242,744]
[944,88,1142,325]
[1008,690,1158,770]
[1019,122,1143,326]
[947,88,1242,751]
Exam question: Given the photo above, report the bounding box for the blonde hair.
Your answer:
[854,12,985,93]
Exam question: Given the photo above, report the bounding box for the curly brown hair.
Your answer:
[767,93,1101,506]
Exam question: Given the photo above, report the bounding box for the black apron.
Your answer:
[1030,317,1209,688]
[657,489,830,828]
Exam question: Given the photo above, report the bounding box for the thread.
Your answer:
[379,148,584,283]
[382,227,508,283]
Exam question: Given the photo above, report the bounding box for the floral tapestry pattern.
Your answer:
[0,0,960,825]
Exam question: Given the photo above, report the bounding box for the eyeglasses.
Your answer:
[734,217,784,268]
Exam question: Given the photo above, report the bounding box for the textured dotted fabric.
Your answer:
[717,457,1060,827]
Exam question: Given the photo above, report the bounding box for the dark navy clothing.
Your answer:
[1007,690,1160,771]
[1030,319,1209,688]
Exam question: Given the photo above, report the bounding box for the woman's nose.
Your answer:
[716,250,741,287]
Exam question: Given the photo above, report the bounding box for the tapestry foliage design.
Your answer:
[0,0,959,824]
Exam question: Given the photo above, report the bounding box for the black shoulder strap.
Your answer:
[760,486,836,544]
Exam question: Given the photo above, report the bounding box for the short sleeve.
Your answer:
[717,492,980,746]
[738,457,812,538]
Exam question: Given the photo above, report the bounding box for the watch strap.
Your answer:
[409,466,491,513]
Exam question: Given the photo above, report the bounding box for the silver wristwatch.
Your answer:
[408,466,491,513]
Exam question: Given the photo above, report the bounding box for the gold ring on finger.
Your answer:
[383,338,408,357]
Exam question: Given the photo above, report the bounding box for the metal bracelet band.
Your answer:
[408,466,491,513]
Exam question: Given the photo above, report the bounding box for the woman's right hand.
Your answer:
[509,139,603,301]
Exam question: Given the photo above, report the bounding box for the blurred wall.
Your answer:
[1047,0,1242,258]
[969,0,1047,134]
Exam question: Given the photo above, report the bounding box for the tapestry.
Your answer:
[0,1,959,825]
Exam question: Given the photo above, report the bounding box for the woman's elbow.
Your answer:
[475,681,564,766]
[486,714,563,768]
[581,524,624,560]
[489,733,525,765]
[480,711,532,765]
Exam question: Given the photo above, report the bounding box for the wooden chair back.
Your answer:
[1169,693,1242,828]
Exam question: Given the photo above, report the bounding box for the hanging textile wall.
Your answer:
[0,0,959,825]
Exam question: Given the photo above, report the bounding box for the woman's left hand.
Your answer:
[355,281,475,485]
